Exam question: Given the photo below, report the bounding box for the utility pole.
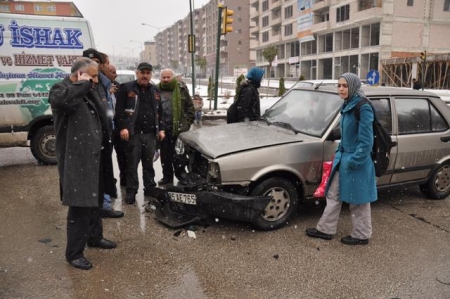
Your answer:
[214,5,233,110]
[189,0,196,95]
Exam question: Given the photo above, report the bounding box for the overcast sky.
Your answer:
[69,0,210,58]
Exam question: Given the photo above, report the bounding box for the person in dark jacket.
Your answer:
[157,68,195,185]
[115,62,165,204]
[306,72,377,246]
[83,49,123,219]
[236,67,265,122]
[49,57,117,270]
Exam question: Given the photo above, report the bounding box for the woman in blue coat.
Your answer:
[306,73,377,245]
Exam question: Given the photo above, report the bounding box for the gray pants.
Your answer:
[316,172,372,239]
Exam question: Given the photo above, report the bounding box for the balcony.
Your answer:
[353,7,383,23]
[312,0,330,11]
[311,21,330,33]
[270,0,281,11]
[250,0,259,6]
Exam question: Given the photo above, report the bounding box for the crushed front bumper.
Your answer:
[148,186,272,229]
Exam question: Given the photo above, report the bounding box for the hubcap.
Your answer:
[262,187,290,222]
[434,165,450,193]
[40,134,56,159]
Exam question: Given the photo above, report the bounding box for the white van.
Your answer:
[0,13,95,164]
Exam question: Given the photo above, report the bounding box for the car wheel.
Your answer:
[30,125,57,165]
[250,177,298,230]
[419,162,450,200]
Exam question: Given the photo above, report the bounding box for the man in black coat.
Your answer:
[49,57,117,270]
[115,62,165,204]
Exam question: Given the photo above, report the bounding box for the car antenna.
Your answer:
[314,80,324,90]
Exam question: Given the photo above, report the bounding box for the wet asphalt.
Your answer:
[1,119,450,299]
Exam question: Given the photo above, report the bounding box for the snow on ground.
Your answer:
[153,76,284,113]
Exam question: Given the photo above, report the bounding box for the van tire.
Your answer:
[420,162,450,200]
[31,125,57,165]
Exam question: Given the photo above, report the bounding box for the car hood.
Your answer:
[179,121,308,158]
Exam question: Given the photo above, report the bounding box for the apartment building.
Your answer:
[0,0,82,17]
[154,0,251,77]
[141,41,157,67]
[251,0,450,88]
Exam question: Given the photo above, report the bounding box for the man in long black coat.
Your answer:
[49,57,117,270]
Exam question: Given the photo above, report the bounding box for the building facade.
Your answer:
[251,0,450,88]
[0,0,82,17]
[154,0,252,77]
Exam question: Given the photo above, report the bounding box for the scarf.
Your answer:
[158,78,182,136]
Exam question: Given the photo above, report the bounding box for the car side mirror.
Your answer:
[327,126,341,140]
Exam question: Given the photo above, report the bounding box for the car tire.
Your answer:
[419,162,450,200]
[250,177,299,230]
[30,125,57,165]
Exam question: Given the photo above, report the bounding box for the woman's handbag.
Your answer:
[313,159,333,198]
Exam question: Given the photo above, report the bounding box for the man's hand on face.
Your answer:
[78,71,93,83]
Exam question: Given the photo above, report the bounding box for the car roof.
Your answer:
[299,85,443,98]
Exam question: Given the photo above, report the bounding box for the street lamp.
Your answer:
[141,23,170,33]
[124,46,141,68]
[130,40,143,61]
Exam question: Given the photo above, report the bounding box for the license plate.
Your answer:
[168,192,197,205]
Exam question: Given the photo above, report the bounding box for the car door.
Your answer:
[390,97,450,184]
[369,97,396,185]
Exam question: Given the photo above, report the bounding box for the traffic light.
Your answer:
[188,34,196,53]
[221,7,234,35]
[420,51,427,62]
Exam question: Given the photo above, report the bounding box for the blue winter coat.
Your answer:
[326,94,377,204]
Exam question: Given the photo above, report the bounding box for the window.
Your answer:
[395,99,449,134]
[361,23,380,47]
[369,99,392,133]
[285,5,293,18]
[319,33,333,53]
[262,16,269,27]
[359,0,382,11]
[262,32,269,42]
[47,5,56,12]
[407,0,414,6]
[15,4,24,11]
[336,4,350,22]
[0,5,10,12]
[34,5,43,12]
[262,1,269,12]
[445,0,450,11]
[284,23,293,36]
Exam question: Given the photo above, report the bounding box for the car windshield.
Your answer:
[262,89,342,137]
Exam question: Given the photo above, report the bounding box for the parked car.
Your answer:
[151,86,450,230]
[116,70,136,84]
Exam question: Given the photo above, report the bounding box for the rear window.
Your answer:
[116,74,135,84]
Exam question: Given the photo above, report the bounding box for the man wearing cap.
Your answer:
[82,48,123,219]
[115,62,165,204]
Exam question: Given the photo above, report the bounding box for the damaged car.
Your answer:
[151,86,450,231]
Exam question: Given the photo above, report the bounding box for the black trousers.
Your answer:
[126,133,156,194]
[113,131,128,185]
[160,130,185,180]
[65,206,103,261]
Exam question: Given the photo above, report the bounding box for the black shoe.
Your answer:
[148,180,156,187]
[126,193,136,204]
[341,235,369,245]
[158,177,173,185]
[120,180,126,187]
[87,238,117,249]
[100,208,124,218]
[305,228,333,240]
[68,257,92,270]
